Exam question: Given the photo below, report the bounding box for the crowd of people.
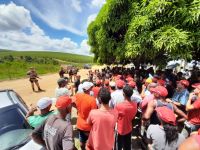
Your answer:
[26,65,200,150]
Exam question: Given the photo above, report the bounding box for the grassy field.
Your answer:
[0,50,93,81]
[0,50,93,63]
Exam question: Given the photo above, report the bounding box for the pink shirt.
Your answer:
[87,109,118,150]
[140,94,154,112]
[115,100,137,135]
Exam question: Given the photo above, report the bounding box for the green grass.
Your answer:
[0,61,58,80]
[0,51,93,81]
[0,50,93,64]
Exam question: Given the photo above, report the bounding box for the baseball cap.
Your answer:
[57,78,67,84]
[177,80,189,87]
[192,83,200,90]
[56,95,72,109]
[109,81,116,87]
[157,79,165,86]
[116,80,125,88]
[96,79,101,85]
[82,82,94,91]
[156,106,176,126]
[151,86,168,97]
[37,97,52,110]
[55,87,71,98]
[128,81,136,88]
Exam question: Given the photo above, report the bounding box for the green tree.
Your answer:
[3,55,14,62]
[24,56,33,62]
[88,0,200,66]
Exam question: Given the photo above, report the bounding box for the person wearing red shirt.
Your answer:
[74,82,97,150]
[115,85,137,150]
[92,80,101,98]
[86,88,118,150]
[185,83,200,135]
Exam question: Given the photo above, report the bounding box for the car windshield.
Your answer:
[0,104,32,150]
[0,129,32,150]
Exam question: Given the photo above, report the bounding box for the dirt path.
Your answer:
[0,66,102,106]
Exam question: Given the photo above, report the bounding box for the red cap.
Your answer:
[157,79,165,86]
[116,80,125,88]
[151,86,168,97]
[177,80,189,87]
[126,77,133,82]
[56,95,72,109]
[128,81,136,88]
[104,79,109,85]
[156,106,176,126]
[96,80,101,85]
[192,83,200,90]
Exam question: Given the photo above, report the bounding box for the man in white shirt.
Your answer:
[55,78,71,98]
[110,80,125,108]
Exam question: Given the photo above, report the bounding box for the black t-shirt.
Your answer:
[59,70,65,77]
[69,70,73,76]
[74,79,80,92]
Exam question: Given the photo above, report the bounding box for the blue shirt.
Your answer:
[172,89,189,106]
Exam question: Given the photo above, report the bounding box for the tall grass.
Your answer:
[0,61,59,80]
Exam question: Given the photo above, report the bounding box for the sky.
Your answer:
[0,0,106,55]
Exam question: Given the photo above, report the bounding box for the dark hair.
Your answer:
[163,123,179,145]
[98,87,111,104]
[123,85,133,98]
[111,86,116,90]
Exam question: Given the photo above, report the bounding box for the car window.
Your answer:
[0,104,31,135]
[9,91,28,111]
[0,91,13,108]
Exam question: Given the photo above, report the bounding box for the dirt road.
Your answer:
[0,67,101,106]
[0,66,104,149]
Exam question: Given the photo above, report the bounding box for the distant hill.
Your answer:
[0,50,93,64]
[0,50,93,81]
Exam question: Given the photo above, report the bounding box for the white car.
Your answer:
[0,89,43,150]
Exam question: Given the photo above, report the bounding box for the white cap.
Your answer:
[109,81,116,87]
[82,82,94,91]
[55,87,71,98]
[78,84,84,93]
[37,97,52,110]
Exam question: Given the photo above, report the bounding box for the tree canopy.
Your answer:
[87,0,200,66]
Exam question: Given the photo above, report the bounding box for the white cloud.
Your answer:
[0,2,44,35]
[71,0,82,12]
[91,0,106,7]
[20,0,86,36]
[87,13,97,26]
[79,39,91,55]
[0,2,90,55]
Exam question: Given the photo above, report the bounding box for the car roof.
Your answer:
[0,89,14,108]
[0,89,28,110]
